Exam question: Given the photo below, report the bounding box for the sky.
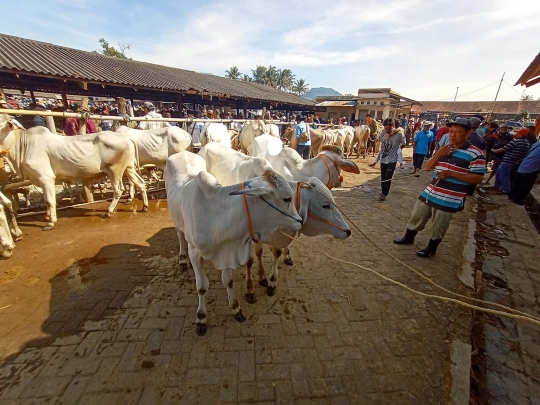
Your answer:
[3,0,540,101]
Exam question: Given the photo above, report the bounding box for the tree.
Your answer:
[97,38,130,59]
[265,65,278,88]
[515,111,530,121]
[252,65,268,84]
[277,69,295,91]
[292,79,309,96]
[520,93,535,101]
[225,66,242,80]
[241,74,253,82]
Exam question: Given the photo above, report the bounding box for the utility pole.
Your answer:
[453,87,459,102]
[490,72,505,120]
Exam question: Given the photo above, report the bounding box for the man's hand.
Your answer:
[435,145,457,157]
[436,170,452,180]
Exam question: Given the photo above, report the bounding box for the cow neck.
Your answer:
[1,129,25,175]
[317,153,336,189]
[295,182,349,234]
[241,182,259,243]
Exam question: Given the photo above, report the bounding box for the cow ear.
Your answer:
[229,187,270,197]
[338,159,360,174]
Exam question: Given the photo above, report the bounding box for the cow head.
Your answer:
[319,145,360,188]
[229,170,302,239]
[296,178,351,239]
[0,204,15,260]
[0,113,14,140]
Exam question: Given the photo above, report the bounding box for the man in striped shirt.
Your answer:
[393,118,486,258]
[491,128,530,194]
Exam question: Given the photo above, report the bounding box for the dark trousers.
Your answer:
[297,145,311,159]
[380,161,397,196]
[509,171,539,204]
[413,153,426,170]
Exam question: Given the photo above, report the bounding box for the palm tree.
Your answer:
[265,65,278,88]
[277,69,295,91]
[252,65,268,84]
[520,93,534,101]
[292,79,309,96]
[225,66,242,80]
[241,74,253,82]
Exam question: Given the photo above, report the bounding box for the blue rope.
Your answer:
[244,182,302,223]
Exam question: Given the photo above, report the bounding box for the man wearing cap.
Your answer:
[491,128,530,194]
[393,118,486,258]
[412,122,433,177]
[468,117,487,150]
[138,101,170,130]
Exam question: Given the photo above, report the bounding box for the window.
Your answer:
[366,101,370,105]
[380,102,384,106]
[360,101,364,105]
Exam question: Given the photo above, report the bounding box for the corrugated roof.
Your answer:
[515,53,540,88]
[0,33,314,107]
[316,100,357,107]
[411,101,540,114]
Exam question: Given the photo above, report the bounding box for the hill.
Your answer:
[303,87,342,100]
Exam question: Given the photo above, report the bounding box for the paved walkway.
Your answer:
[0,154,474,404]
[474,188,540,405]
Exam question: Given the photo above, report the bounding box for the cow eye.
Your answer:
[283,197,292,203]
[322,204,331,209]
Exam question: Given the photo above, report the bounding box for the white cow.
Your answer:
[0,189,22,259]
[0,114,148,230]
[353,125,371,158]
[309,128,339,156]
[165,151,302,335]
[198,143,273,185]
[198,140,353,300]
[115,125,192,202]
[238,120,279,153]
[200,123,232,148]
[336,126,355,158]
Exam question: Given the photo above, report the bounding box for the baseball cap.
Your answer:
[383,118,393,126]
[143,101,154,109]
[499,123,509,128]
[469,117,482,127]
[448,118,472,131]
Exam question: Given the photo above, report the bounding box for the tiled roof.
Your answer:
[515,53,540,88]
[0,33,313,107]
[316,100,357,107]
[411,101,540,114]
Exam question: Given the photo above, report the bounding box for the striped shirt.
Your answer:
[419,142,486,212]
[502,139,530,165]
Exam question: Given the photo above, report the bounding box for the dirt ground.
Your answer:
[0,147,474,404]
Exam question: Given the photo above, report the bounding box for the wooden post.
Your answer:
[44,111,56,133]
[115,97,127,130]
[30,90,36,104]
[78,97,89,135]
[60,82,68,109]
[177,93,183,116]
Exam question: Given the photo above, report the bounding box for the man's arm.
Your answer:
[437,171,484,184]
[424,144,456,171]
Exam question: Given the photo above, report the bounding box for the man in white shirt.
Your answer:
[138,102,170,130]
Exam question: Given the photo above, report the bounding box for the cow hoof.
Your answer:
[245,293,257,304]
[196,323,207,336]
[42,225,54,231]
[44,215,50,222]
[142,206,148,212]
[266,286,276,297]
[179,263,188,272]
[123,199,132,205]
[258,279,268,287]
[284,257,293,266]
[234,311,246,323]
[102,212,112,219]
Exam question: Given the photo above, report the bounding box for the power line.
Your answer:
[502,80,524,97]
[437,80,501,101]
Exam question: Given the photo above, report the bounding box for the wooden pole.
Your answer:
[30,90,36,104]
[60,82,68,109]
[115,97,127,130]
[78,97,89,135]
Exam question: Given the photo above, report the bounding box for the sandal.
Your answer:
[379,194,387,201]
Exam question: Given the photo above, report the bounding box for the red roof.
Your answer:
[411,100,540,114]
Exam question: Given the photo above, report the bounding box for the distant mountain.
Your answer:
[303,87,342,100]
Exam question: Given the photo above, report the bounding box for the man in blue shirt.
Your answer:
[509,142,540,205]
[295,115,311,159]
[400,114,408,130]
[412,122,433,176]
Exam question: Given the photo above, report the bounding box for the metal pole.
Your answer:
[453,87,459,102]
[490,72,505,120]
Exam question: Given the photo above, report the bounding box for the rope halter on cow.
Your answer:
[241,182,303,243]
[295,182,349,235]
[0,128,22,157]
[317,153,343,189]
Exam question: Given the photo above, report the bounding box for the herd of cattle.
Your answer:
[0,113,363,335]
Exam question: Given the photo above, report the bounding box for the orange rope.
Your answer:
[241,183,259,243]
[318,154,333,188]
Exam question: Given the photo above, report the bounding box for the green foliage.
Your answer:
[514,111,530,121]
[225,65,307,95]
[98,38,130,59]
[520,93,535,101]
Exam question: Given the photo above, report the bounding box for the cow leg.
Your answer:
[283,246,293,266]
[102,171,123,218]
[124,179,134,205]
[0,193,22,241]
[125,167,148,212]
[266,247,282,296]
[222,268,245,322]
[189,245,209,336]
[244,256,256,304]
[39,179,57,230]
[255,243,268,287]
[176,228,190,271]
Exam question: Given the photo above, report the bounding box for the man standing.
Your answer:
[412,122,433,177]
[138,101,170,130]
[400,114,408,131]
[509,142,540,205]
[295,115,311,159]
[525,125,538,147]
[485,123,513,184]
[376,118,405,201]
[366,114,378,155]
[468,117,487,150]
[393,118,486,258]
[492,128,530,194]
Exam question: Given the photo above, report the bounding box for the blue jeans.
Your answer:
[494,162,514,193]
[297,145,311,159]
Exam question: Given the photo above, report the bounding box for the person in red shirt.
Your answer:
[64,103,97,135]
[437,121,450,142]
